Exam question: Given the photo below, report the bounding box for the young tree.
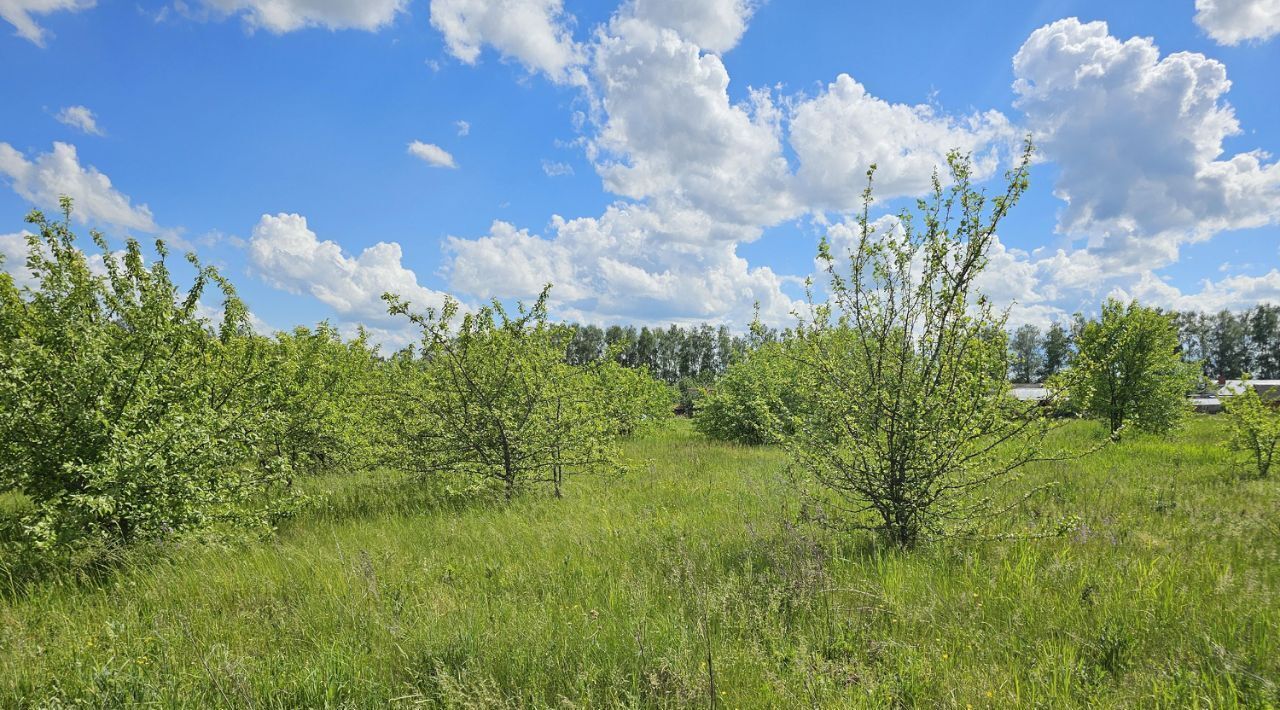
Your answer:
[260,324,385,479]
[383,287,620,498]
[589,361,674,436]
[1040,321,1072,381]
[0,202,293,557]
[1062,299,1201,435]
[1222,378,1280,478]
[694,339,803,445]
[1009,324,1044,383]
[786,142,1080,548]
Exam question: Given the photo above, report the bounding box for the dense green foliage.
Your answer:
[693,340,802,445]
[1223,379,1280,477]
[1009,323,1044,383]
[1062,299,1202,435]
[564,321,746,385]
[589,360,674,436]
[0,204,296,566]
[2,418,1277,707]
[260,324,385,479]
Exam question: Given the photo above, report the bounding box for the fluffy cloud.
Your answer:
[0,142,157,232]
[791,74,1013,206]
[247,212,449,322]
[0,0,92,46]
[1194,0,1280,45]
[55,105,103,135]
[1013,18,1280,276]
[202,0,406,33]
[591,16,796,233]
[429,0,584,83]
[407,141,457,168]
[440,9,1280,330]
[1111,269,1280,313]
[621,0,754,53]
[447,204,801,325]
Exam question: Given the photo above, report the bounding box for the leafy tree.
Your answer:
[1209,309,1249,380]
[565,324,606,365]
[383,287,620,498]
[694,340,803,445]
[260,324,384,479]
[786,142,1079,548]
[635,327,658,372]
[1040,321,1072,381]
[1223,378,1280,478]
[0,202,293,558]
[1247,305,1280,378]
[590,361,673,436]
[1009,324,1043,383]
[1061,299,1201,435]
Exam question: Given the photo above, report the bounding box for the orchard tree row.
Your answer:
[0,202,671,580]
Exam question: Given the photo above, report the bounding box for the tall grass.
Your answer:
[1,417,1277,707]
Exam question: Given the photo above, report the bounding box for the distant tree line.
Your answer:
[562,323,756,385]
[1005,304,1280,383]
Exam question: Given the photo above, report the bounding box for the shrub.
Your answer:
[589,361,674,436]
[259,324,385,479]
[785,143,1083,548]
[1223,378,1280,477]
[1057,299,1201,436]
[0,202,295,560]
[694,340,801,445]
[384,286,621,498]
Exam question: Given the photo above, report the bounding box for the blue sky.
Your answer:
[1,0,1278,343]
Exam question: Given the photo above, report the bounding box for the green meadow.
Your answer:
[2,417,1277,708]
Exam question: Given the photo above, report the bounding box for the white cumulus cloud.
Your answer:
[591,16,796,233]
[247,212,450,322]
[621,0,754,53]
[0,0,93,46]
[407,141,457,168]
[1110,269,1280,313]
[55,105,104,135]
[429,0,584,84]
[1013,17,1280,277]
[1195,0,1280,45]
[0,141,157,232]
[447,203,802,326]
[0,231,38,289]
[791,74,1013,207]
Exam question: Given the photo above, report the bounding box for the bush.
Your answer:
[0,203,296,561]
[1223,379,1280,477]
[589,361,674,436]
[694,341,801,445]
[259,324,385,479]
[384,286,622,498]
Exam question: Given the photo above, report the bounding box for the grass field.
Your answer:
[1,417,1278,707]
